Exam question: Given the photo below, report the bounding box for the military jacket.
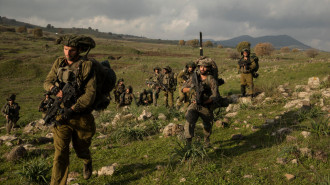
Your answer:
[238,57,256,74]
[183,74,219,105]
[139,90,153,105]
[44,56,97,112]
[114,84,125,95]
[39,97,55,112]
[120,93,136,105]
[1,102,20,120]
[177,69,192,86]
[162,73,176,90]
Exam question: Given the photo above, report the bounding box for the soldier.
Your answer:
[176,62,196,110]
[162,66,176,108]
[44,35,97,184]
[1,94,20,134]
[182,58,220,148]
[38,92,54,118]
[149,67,162,106]
[117,85,137,109]
[138,89,153,106]
[113,78,125,104]
[238,48,256,97]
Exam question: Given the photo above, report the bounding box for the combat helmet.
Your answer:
[127,85,133,93]
[163,66,172,72]
[55,34,96,54]
[196,56,213,67]
[186,61,196,69]
[153,66,161,72]
[118,78,124,83]
[7,94,16,101]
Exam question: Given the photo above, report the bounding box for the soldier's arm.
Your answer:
[44,58,63,91]
[177,70,185,84]
[207,76,220,104]
[1,104,7,116]
[249,60,257,70]
[72,61,96,112]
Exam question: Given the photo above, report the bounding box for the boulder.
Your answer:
[301,131,311,138]
[226,104,240,112]
[255,92,265,101]
[321,88,330,98]
[163,123,184,137]
[239,97,252,105]
[7,145,27,161]
[138,110,152,121]
[0,135,17,142]
[284,174,295,181]
[299,147,312,158]
[308,77,320,89]
[228,94,240,104]
[284,99,310,109]
[225,112,238,118]
[158,113,167,120]
[24,119,50,133]
[97,163,118,176]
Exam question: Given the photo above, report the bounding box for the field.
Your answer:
[0,31,329,185]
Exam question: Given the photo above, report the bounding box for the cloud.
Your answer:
[1,0,330,51]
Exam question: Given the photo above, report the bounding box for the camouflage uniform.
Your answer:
[44,35,97,185]
[238,49,256,96]
[117,86,137,109]
[162,66,176,108]
[38,93,54,118]
[1,95,20,134]
[138,89,153,106]
[149,67,162,106]
[113,79,125,104]
[183,61,219,146]
[176,62,195,110]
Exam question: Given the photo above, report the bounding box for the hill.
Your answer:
[215,35,312,50]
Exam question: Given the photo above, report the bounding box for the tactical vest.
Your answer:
[3,103,20,120]
[56,58,83,86]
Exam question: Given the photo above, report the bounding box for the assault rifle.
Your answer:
[43,82,78,126]
[191,71,204,109]
[146,81,168,91]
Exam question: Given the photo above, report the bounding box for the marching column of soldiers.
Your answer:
[1,34,259,184]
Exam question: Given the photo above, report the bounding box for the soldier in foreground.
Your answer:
[176,62,196,110]
[238,48,256,97]
[1,94,20,134]
[117,85,137,109]
[138,89,153,106]
[182,58,219,147]
[149,67,162,106]
[44,35,97,184]
[113,78,125,104]
[38,92,54,118]
[162,66,176,108]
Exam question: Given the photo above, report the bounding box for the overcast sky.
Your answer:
[1,0,330,51]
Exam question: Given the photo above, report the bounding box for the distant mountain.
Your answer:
[214,35,311,50]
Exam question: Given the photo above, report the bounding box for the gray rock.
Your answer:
[158,113,167,120]
[225,112,238,118]
[276,157,287,164]
[0,135,17,142]
[239,97,252,105]
[321,88,330,98]
[97,163,118,176]
[163,123,184,137]
[226,104,240,112]
[308,77,320,89]
[228,94,240,103]
[299,147,312,157]
[301,131,311,138]
[7,145,27,161]
[285,173,295,181]
[255,92,265,101]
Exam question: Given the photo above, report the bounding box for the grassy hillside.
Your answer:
[0,31,329,185]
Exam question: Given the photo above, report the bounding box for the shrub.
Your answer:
[16,26,27,33]
[186,39,199,47]
[280,46,291,53]
[17,158,51,185]
[203,40,214,47]
[305,49,319,58]
[236,41,251,52]
[254,42,274,56]
[33,28,43,37]
[217,44,223,49]
[178,40,185,46]
[172,141,208,163]
[227,50,240,59]
[292,48,299,53]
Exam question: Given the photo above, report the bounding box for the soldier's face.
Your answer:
[199,65,208,75]
[243,51,248,57]
[188,67,193,72]
[8,100,13,105]
[155,69,159,74]
[119,81,124,85]
[126,89,130,93]
[64,46,79,61]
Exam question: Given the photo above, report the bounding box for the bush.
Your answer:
[254,42,274,56]
[33,28,43,37]
[203,40,213,47]
[217,45,223,49]
[178,40,185,46]
[17,158,51,184]
[280,47,291,53]
[305,49,319,58]
[236,41,251,52]
[227,50,240,59]
[292,48,299,53]
[16,26,27,33]
[186,39,199,47]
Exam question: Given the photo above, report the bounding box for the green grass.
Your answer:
[0,30,329,185]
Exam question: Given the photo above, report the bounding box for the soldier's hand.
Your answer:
[5,115,8,120]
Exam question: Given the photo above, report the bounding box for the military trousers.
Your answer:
[164,90,174,108]
[176,87,189,110]
[51,113,96,185]
[6,119,16,134]
[152,88,160,106]
[184,103,214,139]
[240,73,254,95]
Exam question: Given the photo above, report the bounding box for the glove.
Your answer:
[50,86,60,96]
[62,107,74,120]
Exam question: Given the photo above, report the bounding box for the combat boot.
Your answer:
[241,85,246,97]
[83,161,92,180]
